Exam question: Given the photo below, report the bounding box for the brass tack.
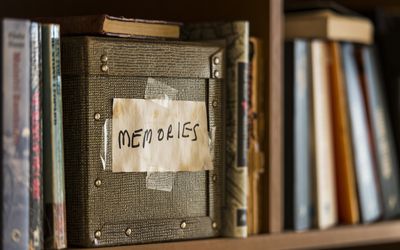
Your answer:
[94,230,102,239]
[212,221,218,229]
[100,55,108,62]
[213,57,220,65]
[94,113,101,121]
[180,221,187,229]
[212,174,217,182]
[125,228,132,236]
[101,64,109,72]
[95,179,102,187]
[214,70,220,78]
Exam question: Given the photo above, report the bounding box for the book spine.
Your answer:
[341,42,381,223]
[311,40,337,229]
[42,24,67,249]
[284,41,295,230]
[329,42,359,225]
[284,40,312,231]
[1,18,31,250]
[251,38,265,235]
[29,22,43,250]
[247,38,265,235]
[247,40,255,235]
[229,22,249,238]
[293,40,312,230]
[360,46,400,219]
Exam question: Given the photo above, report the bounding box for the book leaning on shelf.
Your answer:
[284,6,400,231]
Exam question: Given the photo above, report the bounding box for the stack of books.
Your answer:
[284,7,400,231]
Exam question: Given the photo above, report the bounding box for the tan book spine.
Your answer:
[311,40,337,229]
[247,37,265,235]
[329,42,359,224]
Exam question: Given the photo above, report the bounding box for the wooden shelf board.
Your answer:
[70,220,400,250]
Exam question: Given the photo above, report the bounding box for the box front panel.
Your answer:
[62,37,224,247]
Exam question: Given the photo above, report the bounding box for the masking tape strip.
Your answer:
[144,78,180,191]
[145,77,178,108]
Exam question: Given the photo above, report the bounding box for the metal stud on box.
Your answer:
[100,54,108,63]
[101,65,109,72]
[125,228,132,236]
[180,221,187,229]
[213,57,220,65]
[212,174,217,183]
[214,70,220,78]
[94,113,101,121]
[94,230,102,239]
[95,179,102,187]
[212,221,218,229]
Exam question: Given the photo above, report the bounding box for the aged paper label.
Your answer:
[112,98,213,172]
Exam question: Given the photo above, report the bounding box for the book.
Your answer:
[284,40,313,231]
[1,18,31,250]
[29,22,44,250]
[341,42,381,223]
[38,15,180,39]
[247,37,265,235]
[328,42,359,225]
[358,46,400,219]
[310,40,337,229]
[374,10,400,161]
[182,22,250,237]
[42,24,67,249]
[285,10,373,45]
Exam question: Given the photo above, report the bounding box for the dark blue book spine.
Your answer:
[1,18,31,250]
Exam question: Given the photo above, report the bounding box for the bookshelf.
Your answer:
[70,221,400,250]
[2,0,400,249]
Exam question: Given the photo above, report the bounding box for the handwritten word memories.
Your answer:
[112,99,213,172]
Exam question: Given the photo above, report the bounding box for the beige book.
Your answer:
[285,10,373,45]
[311,40,338,229]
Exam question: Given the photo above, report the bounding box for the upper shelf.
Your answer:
[69,220,400,250]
